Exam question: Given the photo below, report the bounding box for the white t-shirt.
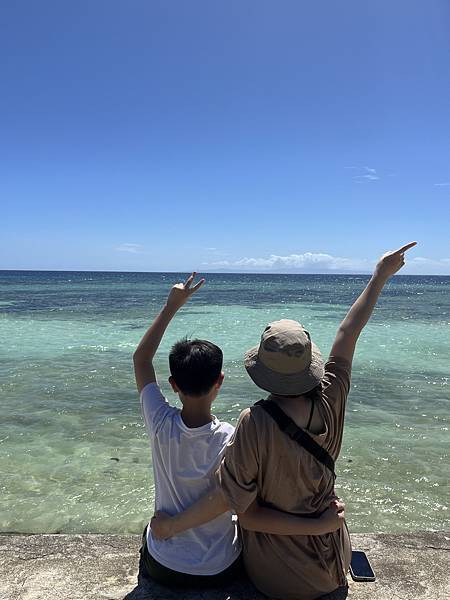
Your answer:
[140,382,241,575]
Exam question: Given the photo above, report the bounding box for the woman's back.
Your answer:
[218,356,352,600]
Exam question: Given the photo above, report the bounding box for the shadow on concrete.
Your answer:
[123,571,265,600]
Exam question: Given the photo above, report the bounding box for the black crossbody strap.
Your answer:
[255,399,336,479]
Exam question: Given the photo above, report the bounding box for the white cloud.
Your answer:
[205,252,371,272]
[204,252,450,274]
[116,243,144,254]
[434,182,450,187]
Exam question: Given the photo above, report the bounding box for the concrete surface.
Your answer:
[0,532,449,599]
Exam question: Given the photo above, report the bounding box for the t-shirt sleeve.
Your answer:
[323,355,352,459]
[140,382,173,435]
[216,408,259,514]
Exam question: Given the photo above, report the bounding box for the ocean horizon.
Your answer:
[3,269,450,275]
[1,270,448,534]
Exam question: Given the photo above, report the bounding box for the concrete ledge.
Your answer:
[1,532,449,600]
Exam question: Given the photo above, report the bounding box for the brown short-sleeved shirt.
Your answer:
[217,356,352,600]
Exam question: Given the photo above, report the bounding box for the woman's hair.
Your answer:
[302,383,323,403]
[281,382,323,402]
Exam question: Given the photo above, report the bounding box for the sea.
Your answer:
[0,271,448,534]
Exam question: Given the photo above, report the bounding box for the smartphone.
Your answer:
[349,550,376,582]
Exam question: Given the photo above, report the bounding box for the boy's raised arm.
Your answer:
[133,272,205,393]
[330,242,417,363]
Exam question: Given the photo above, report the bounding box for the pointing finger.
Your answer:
[395,241,417,254]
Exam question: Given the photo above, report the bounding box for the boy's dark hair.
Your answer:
[169,338,223,396]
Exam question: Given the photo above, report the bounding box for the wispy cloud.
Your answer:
[345,166,380,182]
[116,243,144,254]
[352,166,380,182]
[353,174,379,181]
[434,182,450,187]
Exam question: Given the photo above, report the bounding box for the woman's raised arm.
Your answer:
[330,242,417,363]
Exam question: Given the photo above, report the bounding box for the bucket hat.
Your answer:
[244,319,325,395]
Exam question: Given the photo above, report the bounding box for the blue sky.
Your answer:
[1,1,449,273]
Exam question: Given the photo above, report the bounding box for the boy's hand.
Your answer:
[316,499,346,534]
[166,272,205,312]
[374,242,417,281]
[133,272,205,393]
[150,510,174,540]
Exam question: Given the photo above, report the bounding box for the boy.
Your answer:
[134,272,345,587]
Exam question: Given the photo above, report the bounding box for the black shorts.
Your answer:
[318,585,349,599]
[138,525,244,589]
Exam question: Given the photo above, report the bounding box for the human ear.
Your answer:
[216,372,225,389]
[168,376,179,393]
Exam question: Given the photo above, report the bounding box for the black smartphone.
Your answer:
[349,550,376,582]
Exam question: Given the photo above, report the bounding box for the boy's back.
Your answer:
[133,273,242,581]
[141,382,239,574]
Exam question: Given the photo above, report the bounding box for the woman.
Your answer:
[151,242,416,599]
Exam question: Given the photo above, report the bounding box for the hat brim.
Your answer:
[244,341,325,395]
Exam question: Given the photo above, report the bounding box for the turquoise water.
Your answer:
[0,271,448,534]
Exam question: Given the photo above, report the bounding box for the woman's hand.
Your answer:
[374,242,417,281]
[316,499,346,534]
[330,241,417,363]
